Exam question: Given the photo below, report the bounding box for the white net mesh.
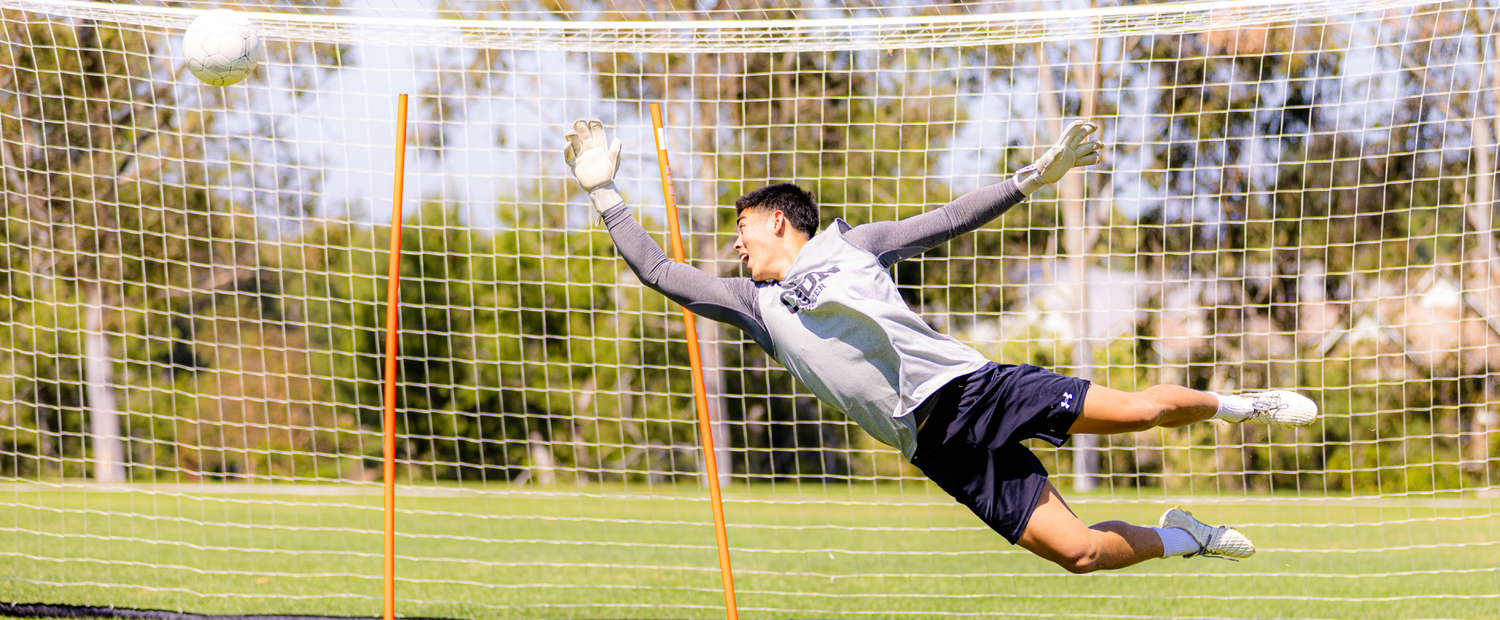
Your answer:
[13,0,1434,52]
[0,0,1497,618]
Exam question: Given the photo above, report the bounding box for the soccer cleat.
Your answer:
[1159,506,1255,560]
[1237,390,1318,428]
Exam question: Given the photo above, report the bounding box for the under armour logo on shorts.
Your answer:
[1060,392,1074,409]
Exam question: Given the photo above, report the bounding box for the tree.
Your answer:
[0,9,349,482]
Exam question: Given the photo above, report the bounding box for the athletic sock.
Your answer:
[1153,526,1201,557]
[1210,393,1252,423]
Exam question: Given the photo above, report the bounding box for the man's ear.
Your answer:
[769,210,787,236]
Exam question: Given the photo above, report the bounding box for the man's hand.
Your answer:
[1017,120,1103,196]
[564,118,625,214]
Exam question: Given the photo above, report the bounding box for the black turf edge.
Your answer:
[0,604,454,620]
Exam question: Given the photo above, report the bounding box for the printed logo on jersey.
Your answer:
[779,266,841,313]
[1060,392,1075,410]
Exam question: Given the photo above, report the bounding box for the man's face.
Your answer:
[733,207,780,282]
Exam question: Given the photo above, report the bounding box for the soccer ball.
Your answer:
[183,9,262,87]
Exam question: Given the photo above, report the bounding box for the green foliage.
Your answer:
[2,3,1497,494]
[0,9,351,481]
[286,201,709,482]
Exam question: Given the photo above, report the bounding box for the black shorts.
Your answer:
[910,362,1090,544]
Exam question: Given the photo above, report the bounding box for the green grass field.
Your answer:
[2,484,1498,619]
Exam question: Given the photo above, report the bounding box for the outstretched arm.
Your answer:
[566,118,774,356]
[843,177,1028,267]
[844,120,1102,267]
[600,205,769,354]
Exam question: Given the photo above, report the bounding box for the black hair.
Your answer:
[735,183,819,239]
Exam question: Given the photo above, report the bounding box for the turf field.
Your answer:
[2,484,1498,619]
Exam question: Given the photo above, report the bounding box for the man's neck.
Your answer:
[764,235,810,282]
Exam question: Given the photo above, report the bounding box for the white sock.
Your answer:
[1153,526,1201,557]
[1210,393,1252,423]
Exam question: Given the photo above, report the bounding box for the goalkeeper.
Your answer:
[564,118,1317,572]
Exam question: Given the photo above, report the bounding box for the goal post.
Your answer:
[0,0,1498,618]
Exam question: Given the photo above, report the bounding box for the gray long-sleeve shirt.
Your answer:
[601,178,1028,458]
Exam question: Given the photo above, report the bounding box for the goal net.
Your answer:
[1,0,1497,618]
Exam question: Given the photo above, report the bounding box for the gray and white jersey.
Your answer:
[757,224,990,456]
[600,177,1028,459]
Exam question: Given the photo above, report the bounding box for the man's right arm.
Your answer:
[600,205,775,357]
[565,117,773,355]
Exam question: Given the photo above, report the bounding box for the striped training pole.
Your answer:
[648,103,740,620]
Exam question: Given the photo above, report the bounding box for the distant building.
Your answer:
[925,256,1500,380]
[1321,269,1500,375]
[946,261,1150,354]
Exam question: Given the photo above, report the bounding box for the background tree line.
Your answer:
[0,2,1496,495]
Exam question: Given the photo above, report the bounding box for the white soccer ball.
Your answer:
[183,9,262,87]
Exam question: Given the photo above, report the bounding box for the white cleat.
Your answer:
[1159,506,1255,560]
[1237,390,1318,428]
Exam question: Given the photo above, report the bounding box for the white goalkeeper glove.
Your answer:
[563,117,625,214]
[1017,120,1103,196]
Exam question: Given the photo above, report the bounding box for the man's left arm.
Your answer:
[843,177,1028,268]
[844,120,1101,268]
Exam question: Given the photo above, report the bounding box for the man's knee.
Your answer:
[1056,546,1104,574]
[1044,538,1105,574]
[1114,391,1167,432]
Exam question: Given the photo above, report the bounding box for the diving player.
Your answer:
[565,118,1315,572]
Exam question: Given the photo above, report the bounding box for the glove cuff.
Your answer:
[588,184,625,214]
[1016,165,1045,196]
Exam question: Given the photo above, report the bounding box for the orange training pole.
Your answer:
[383,93,409,620]
[649,103,740,620]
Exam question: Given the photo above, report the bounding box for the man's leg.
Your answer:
[1015,480,1164,574]
[1068,384,1316,435]
[1067,384,1215,434]
[1016,480,1255,571]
